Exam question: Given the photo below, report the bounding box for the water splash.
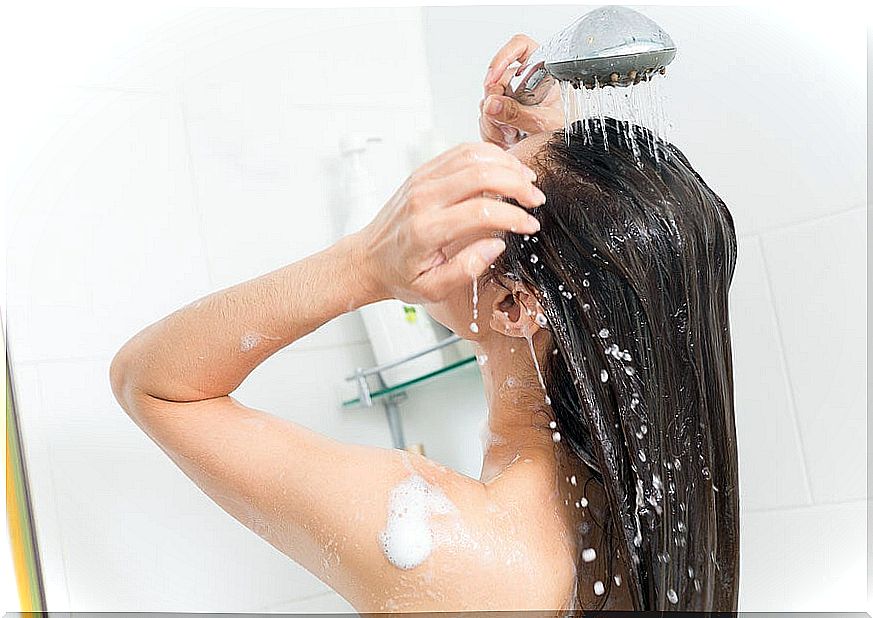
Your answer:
[526,334,551,405]
[472,275,478,322]
[555,74,671,167]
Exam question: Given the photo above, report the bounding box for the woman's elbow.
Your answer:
[109,345,140,414]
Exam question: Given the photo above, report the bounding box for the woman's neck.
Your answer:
[474,331,556,482]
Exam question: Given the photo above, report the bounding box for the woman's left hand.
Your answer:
[479,34,565,149]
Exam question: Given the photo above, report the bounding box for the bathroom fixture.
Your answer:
[343,335,475,450]
[506,6,676,104]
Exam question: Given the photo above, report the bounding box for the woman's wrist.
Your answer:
[330,231,388,309]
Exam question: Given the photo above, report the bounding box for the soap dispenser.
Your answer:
[340,134,443,386]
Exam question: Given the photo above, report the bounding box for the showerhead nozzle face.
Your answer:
[543,6,676,88]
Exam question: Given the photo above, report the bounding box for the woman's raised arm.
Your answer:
[107,142,549,610]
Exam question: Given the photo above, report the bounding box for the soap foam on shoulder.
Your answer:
[379,474,455,570]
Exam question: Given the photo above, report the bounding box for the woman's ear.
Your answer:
[489,279,546,338]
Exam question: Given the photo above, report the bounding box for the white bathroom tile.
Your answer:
[394,362,487,479]
[6,90,212,364]
[174,8,432,110]
[233,342,393,450]
[729,238,812,511]
[181,88,433,290]
[760,209,866,503]
[35,358,338,611]
[178,9,435,292]
[292,311,369,352]
[643,5,866,236]
[739,501,866,611]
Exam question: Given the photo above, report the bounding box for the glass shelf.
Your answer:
[342,355,477,408]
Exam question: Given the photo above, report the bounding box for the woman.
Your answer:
[110,36,739,613]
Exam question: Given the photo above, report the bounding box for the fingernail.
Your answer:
[485,96,503,115]
[478,238,506,264]
[501,126,517,142]
[529,215,541,233]
[533,186,547,205]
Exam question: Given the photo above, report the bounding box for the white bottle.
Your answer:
[340,134,442,386]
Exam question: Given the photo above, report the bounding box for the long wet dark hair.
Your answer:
[495,117,740,612]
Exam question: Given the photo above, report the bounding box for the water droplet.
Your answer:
[582,303,591,312]
[667,589,678,604]
[552,431,562,443]
[582,548,596,562]
[530,254,539,264]
[570,475,577,486]
[548,420,557,429]
[640,424,647,434]
[624,366,636,376]
[600,370,609,383]
[579,496,588,507]
[558,284,564,291]
[593,581,605,596]
[598,328,610,338]
[583,279,590,287]
[613,574,622,587]
[535,313,548,326]
[638,450,646,462]
[476,354,488,365]
[523,234,530,241]
[469,322,479,333]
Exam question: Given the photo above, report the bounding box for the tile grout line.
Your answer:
[175,86,216,289]
[754,235,817,504]
[749,203,867,239]
[741,497,867,515]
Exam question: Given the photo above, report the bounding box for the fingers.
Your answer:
[416,237,507,300]
[427,165,544,209]
[423,142,532,179]
[428,197,541,242]
[484,34,540,88]
[482,94,554,135]
[479,104,518,149]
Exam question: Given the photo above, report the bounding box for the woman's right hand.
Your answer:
[479,34,565,149]
[352,142,545,305]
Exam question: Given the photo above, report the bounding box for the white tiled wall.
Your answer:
[4,5,866,614]
[421,5,867,612]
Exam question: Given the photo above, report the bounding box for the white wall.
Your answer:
[4,6,489,613]
[421,4,867,612]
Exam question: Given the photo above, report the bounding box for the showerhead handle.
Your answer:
[504,48,556,106]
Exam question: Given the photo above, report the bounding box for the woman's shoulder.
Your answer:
[350,449,577,612]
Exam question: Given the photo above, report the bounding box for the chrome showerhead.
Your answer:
[506,6,676,105]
